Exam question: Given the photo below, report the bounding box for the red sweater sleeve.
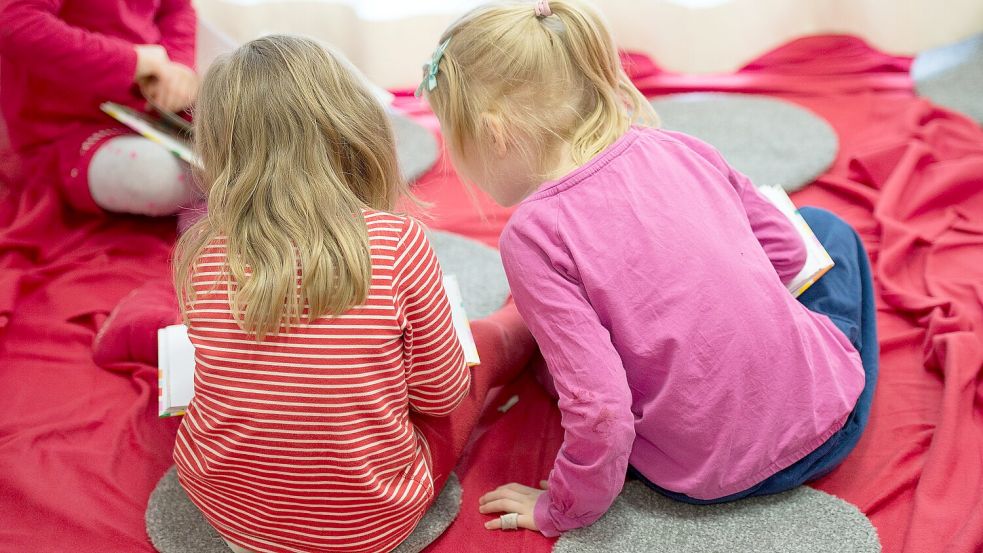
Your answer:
[155,0,197,69]
[0,0,137,101]
[394,218,470,417]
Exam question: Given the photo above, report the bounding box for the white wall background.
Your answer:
[194,0,983,88]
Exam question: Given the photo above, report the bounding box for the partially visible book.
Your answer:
[442,275,481,367]
[157,324,196,418]
[757,185,835,297]
[100,102,200,167]
[157,274,480,417]
[102,56,394,170]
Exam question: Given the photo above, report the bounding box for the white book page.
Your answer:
[160,325,197,414]
[100,103,200,167]
[157,327,170,417]
[442,275,480,366]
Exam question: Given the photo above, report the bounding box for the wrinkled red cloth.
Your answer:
[1,34,982,553]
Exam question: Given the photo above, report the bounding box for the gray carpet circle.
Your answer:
[554,481,880,553]
[146,467,462,553]
[428,230,509,320]
[392,111,440,183]
[911,33,983,125]
[649,93,839,192]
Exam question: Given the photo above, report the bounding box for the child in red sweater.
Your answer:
[88,32,535,553]
[167,35,533,552]
[0,0,199,216]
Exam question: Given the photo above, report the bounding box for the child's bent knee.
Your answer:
[130,169,195,216]
[797,206,842,230]
[798,207,859,249]
[88,137,195,216]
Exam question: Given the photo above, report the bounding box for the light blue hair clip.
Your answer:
[415,38,451,98]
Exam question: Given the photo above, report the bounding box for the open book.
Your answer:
[757,185,835,297]
[158,275,480,417]
[101,68,393,171]
[101,102,199,167]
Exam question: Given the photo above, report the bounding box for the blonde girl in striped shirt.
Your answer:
[171,35,533,553]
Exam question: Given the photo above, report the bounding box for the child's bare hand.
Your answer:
[134,44,169,81]
[479,481,548,531]
[141,62,198,113]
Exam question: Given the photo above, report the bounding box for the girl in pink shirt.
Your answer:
[419,0,878,537]
[0,0,199,216]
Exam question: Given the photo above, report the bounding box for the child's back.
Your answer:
[500,126,864,501]
[172,36,471,552]
[176,211,468,553]
[421,0,874,538]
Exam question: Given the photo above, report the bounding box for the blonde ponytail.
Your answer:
[425,0,656,170]
[547,1,657,161]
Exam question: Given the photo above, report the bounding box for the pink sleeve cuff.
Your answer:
[534,490,561,538]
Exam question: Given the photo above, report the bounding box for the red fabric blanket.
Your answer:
[1,35,982,553]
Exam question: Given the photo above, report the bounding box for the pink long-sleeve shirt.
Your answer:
[500,127,865,537]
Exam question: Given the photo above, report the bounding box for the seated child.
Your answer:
[419,0,878,536]
[171,35,533,553]
[0,0,199,215]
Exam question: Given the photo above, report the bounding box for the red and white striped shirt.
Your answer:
[173,211,469,553]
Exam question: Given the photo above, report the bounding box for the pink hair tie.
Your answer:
[534,0,552,17]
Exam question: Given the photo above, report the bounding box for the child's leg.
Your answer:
[412,302,536,496]
[91,278,181,370]
[632,207,879,504]
[744,206,879,496]
[795,206,878,443]
[87,135,198,216]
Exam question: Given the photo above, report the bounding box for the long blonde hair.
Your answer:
[174,35,408,340]
[424,0,657,174]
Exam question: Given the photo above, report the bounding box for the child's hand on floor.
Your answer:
[140,62,198,113]
[479,481,548,531]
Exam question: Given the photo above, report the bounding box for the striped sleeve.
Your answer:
[394,218,470,416]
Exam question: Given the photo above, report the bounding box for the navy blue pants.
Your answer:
[631,207,879,504]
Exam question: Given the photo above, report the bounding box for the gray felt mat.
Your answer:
[428,230,510,319]
[391,112,441,183]
[554,481,880,553]
[146,467,462,553]
[911,33,983,125]
[649,93,839,192]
